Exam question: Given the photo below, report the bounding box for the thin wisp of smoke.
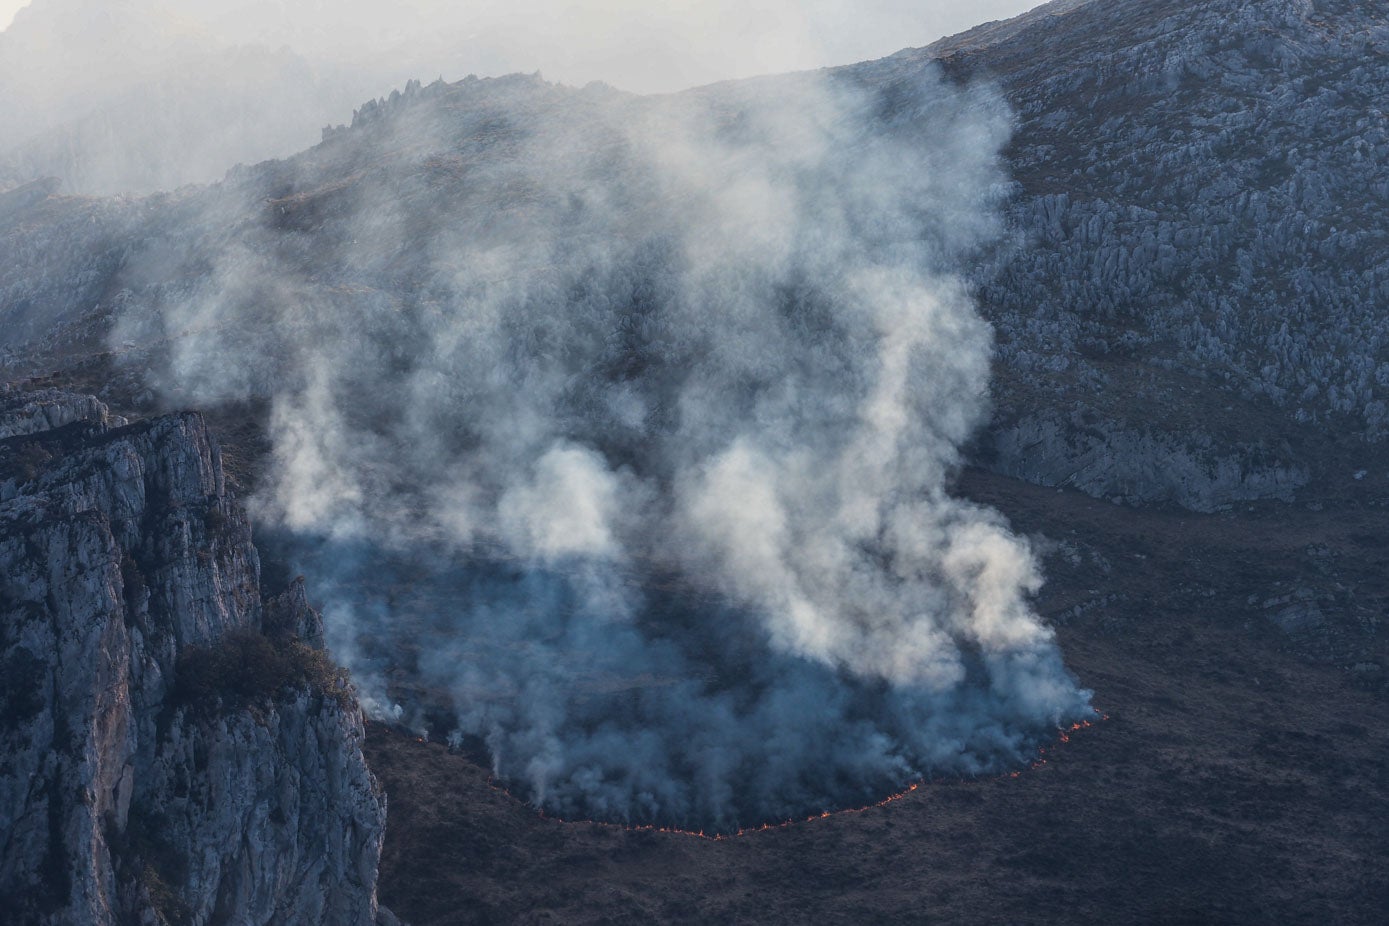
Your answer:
[124,67,1092,828]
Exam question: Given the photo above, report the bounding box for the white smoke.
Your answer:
[0,0,1037,193]
[118,65,1091,828]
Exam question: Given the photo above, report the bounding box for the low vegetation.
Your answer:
[3,440,52,482]
[172,629,353,714]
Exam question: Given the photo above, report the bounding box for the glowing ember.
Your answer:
[478,712,1109,841]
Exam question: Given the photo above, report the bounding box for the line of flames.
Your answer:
[459,711,1109,842]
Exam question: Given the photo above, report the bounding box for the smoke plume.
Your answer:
[122,66,1092,828]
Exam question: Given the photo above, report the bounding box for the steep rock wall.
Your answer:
[0,388,386,925]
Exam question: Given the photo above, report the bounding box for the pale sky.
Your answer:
[0,1,1043,90]
[0,1,24,30]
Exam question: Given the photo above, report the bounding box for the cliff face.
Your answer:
[0,387,385,925]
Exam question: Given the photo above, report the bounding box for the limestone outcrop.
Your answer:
[0,389,386,925]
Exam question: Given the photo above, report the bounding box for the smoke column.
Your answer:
[123,66,1093,828]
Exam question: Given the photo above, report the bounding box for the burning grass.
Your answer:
[480,714,1109,840]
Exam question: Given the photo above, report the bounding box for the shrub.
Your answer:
[11,441,52,481]
[172,629,353,714]
[120,554,144,590]
[107,805,191,925]
[202,507,227,533]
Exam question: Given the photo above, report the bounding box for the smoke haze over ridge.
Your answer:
[105,65,1094,827]
[0,0,1039,193]
[0,0,1039,89]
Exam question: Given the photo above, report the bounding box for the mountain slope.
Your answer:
[1,1,1388,921]
[0,0,379,194]
[921,0,1389,506]
[4,0,1388,509]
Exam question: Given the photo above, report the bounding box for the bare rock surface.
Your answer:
[0,384,124,439]
[892,0,1389,505]
[0,390,385,925]
[987,411,1309,511]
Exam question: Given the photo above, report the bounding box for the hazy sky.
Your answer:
[0,2,23,29]
[0,1,1043,90]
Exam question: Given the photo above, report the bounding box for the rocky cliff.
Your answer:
[915,0,1389,506]
[0,387,386,925]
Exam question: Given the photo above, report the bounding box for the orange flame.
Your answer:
[469,710,1109,841]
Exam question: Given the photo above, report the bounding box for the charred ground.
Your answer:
[363,466,1389,925]
[14,350,1386,922]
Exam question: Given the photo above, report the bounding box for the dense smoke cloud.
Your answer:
[120,66,1091,828]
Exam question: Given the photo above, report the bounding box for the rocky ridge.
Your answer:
[0,387,387,925]
[923,0,1389,506]
[3,0,1386,515]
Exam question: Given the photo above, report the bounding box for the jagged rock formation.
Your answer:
[984,411,1309,512]
[0,387,124,439]
[913,0,1389,503]
[0,388,386,925]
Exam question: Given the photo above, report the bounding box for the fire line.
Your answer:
[473,711,1109,841]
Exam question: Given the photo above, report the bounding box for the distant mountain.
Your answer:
[0,0,393,194]
[4,0,1388,506]
[1,0,943,195]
